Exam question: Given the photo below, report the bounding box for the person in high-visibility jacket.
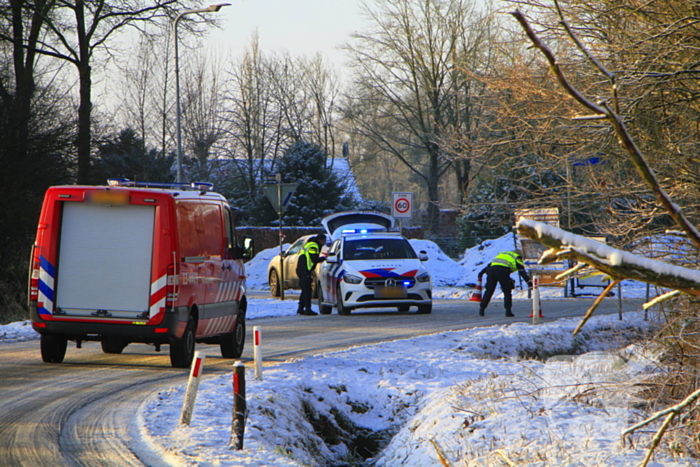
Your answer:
[477,251,531,317]
[296,234,327,316]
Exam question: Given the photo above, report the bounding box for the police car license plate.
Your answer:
[374,284,407,299]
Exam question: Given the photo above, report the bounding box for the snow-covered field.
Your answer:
[2,233,692,466]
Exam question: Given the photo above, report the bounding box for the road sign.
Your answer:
[515,207,564,287]
[263,183,298,213]
[514,207,560,228]
[392,192,412,218]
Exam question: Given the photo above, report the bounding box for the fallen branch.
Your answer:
[623,387,700,467]
[517,219,700,297]
[573,279,621,336]
[429,438,453,467]
[643,290,681,310]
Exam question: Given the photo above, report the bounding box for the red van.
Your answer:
[28,179,253,368]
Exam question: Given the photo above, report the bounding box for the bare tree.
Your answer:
[266,51,313,144]
[114,36,157,155]
[0,0,53,163]
[510,5,700,464]
[343,0,497,234]
[303,54,340,160]
[221,33,284,203]
[181,52,225,166]
[4,0,210,183]
[494,0,700,244]
[510,4,700,250]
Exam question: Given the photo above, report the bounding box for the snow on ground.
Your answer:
[1,233,691,466]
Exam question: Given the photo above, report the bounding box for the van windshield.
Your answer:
[343,238,417,260]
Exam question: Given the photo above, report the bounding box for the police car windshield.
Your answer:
[343,238,417,260]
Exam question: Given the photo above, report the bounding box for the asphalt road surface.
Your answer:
[0,296,644,466]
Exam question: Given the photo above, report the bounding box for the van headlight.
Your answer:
[416,272,431,283]
[342,273,363,284]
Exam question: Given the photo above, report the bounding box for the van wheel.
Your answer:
[317,284,332,315]
[101,337,128,354]
[269,269,280,297]
[397,305,410,312]
[337,286,351,315]
[170,316,195,368]
[221,315,245,359]
[41,334,67,363]
[417,303,433,314]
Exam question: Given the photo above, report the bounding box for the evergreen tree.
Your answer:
[90,128,174,184]
[252,140,356,226]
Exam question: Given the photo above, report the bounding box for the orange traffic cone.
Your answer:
[470,278,482,302]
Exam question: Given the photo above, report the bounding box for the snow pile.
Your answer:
[243,242,291,293]
[0,320,40,342]
[458,232,519,282]
[410,238,465,287]
[141,311,695,466]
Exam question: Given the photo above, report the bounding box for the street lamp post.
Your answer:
[173,3,230,183]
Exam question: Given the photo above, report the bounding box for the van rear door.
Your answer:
[55,202,155,318]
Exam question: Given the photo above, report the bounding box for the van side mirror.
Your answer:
[230,236,254,261]
[419,251,428,261]
[242,236,254,261]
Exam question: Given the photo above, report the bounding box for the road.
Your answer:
[0,296,644,466]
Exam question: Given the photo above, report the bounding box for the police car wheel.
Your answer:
[397,305,410,312]
[317,285,332,315]
[337,286,351,315]
[170,316,195,368]
[417,303,433,314]
[40,333,67,363]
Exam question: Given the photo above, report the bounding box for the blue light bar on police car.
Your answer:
[340,228,386,235]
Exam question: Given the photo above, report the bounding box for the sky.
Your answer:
[3,231,693,465]
[208,0,366,68]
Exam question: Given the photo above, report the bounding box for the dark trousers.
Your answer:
[480,265,514,313]
[298,272,313,312]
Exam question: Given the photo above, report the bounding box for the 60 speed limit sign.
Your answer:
[392,192,413,218]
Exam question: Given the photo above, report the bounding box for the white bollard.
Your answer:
[180,351,205,426]
[253,326,263,381]
[532,275,540,325]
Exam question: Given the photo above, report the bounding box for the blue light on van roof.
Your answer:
[191,182,214,192]
[106,178,215,192]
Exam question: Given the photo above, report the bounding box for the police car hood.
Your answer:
[345,258,425,279]
[322,211,395,241]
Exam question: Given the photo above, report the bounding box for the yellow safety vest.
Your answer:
[299,241,320,271]
[491,251,523,272]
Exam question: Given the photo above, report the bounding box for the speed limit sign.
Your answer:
[392,192,413,218]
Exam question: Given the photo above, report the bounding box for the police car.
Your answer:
[316,211,432,315]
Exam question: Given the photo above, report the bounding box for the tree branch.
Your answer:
[510,9,700,251]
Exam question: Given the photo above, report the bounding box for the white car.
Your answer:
[316,212,432,315]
